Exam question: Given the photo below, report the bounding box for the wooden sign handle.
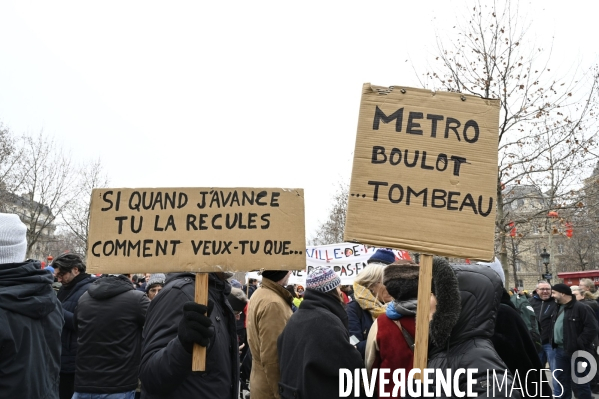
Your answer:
[413,254,433,379]
[192,273,209,371]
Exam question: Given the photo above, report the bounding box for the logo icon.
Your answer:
[571,350,597,384]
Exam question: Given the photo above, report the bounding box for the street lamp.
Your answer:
[540,248,551,283]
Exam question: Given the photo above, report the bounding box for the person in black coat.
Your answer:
[73,274,150,397]
[140,272,239,399]
[53,253,96,399]
[427,258,521,398]
[529,281,557,367]
[0,213,64,399]
[492,290,552,398]
[278,266,366,399]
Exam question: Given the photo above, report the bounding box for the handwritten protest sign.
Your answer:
[344,84,499,261]
[87,188,306,274]
[247,243,412,285]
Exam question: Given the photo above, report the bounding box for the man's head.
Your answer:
[249,278,258,286]
[52,253,86,285]
[261,270,291,286]
[580,278,595,292]
[0,213,27,264]
[536,281,552,300]
[552,283,573,305]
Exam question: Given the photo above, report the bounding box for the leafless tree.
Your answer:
[424,0,599,282]
[62,159,109,253]
[0,123,24,210]
[310,182,349,245]
[15,132,78,258]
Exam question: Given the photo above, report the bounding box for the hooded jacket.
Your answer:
[74,274,150,393]
[140,273,239,399]
[57,272,95,373]
[427,260,520,399]
[0,260,64,399]
[277,289,366,399]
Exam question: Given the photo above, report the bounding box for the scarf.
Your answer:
[353,282,387,319]
[386,299,417,320]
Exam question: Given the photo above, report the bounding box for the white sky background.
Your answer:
[0,1,597,239]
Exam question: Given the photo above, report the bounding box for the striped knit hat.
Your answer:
[307,266,340,293]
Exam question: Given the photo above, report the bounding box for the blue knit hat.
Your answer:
[368,249,396,265]
[307,266,340,293]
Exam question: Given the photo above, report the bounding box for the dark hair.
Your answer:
[325,287,345,306]
[285,285,298,299]
[249,278,257,284]
[53,253,86,273]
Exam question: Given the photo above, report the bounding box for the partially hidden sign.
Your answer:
[87,188,306,274]
[344,84,499,260]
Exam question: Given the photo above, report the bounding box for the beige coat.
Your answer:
[247,278,293,399]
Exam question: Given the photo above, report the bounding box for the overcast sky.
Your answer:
[0,1,596,238]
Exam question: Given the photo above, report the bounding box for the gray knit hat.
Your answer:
[0,213,27,264]
[146,273,166,292]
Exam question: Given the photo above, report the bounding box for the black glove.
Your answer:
[178,301,215,353]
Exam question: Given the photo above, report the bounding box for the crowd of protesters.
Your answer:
[2,211,599,398]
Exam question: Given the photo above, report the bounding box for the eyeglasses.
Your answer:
[537,288,551,291]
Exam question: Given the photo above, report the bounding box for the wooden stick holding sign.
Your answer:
[192,273,209,371]
[412,254,433,379]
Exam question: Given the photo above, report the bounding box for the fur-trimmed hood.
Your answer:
[429,257,461,350]
[429,259,503,352]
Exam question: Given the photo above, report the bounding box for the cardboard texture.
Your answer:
[86,188,306,274]
[344,84,499,260]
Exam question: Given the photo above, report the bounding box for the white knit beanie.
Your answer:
[0,213,27,264]
[477,257,505,287]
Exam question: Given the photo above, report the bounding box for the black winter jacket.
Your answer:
[528,293,557,344]
[550,297,598,356]
[277,289,366,399]
[0,260,64,399]
[492,291,552,398]
[428,263,520,399]
[346,300,373,359]
[140,273,239,399]
[74,275,150,393]
[57,273,95,373]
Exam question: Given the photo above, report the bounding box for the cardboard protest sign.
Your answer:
[247,242,412,285]
[87,188,305,274]
[344,84,499,260]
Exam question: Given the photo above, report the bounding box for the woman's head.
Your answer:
[354,263,392,303]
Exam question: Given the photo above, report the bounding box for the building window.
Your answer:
[533,225,539,234]
[558,244,564,254]
[515,259,522,272]
[517,279,524,290]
